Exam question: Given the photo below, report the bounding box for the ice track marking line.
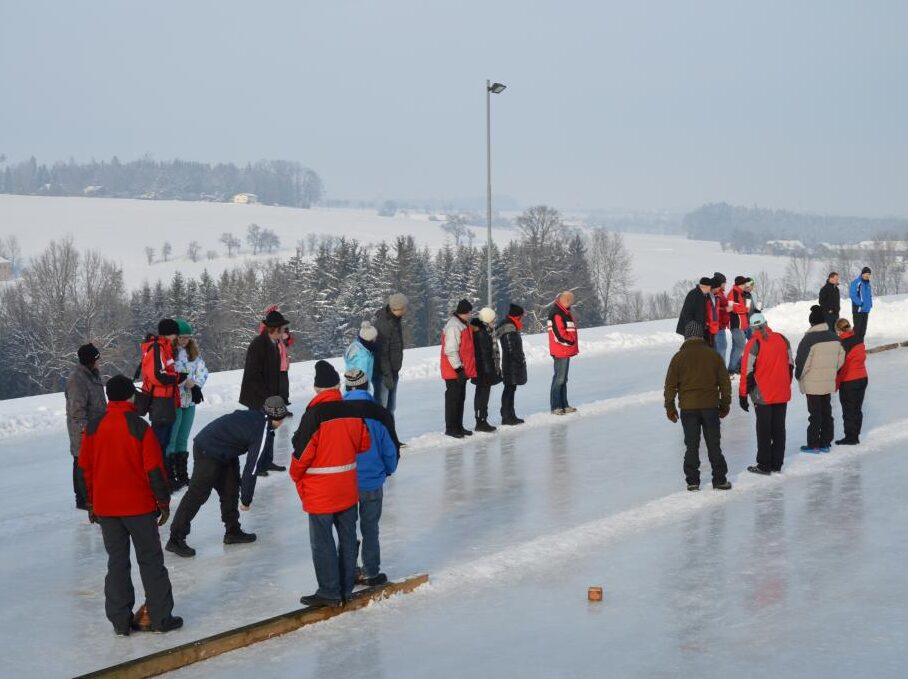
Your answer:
[73,573,428,679]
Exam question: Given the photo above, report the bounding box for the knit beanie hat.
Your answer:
[455,299,473,315]
[314,360,340,388]
[478,307,496,324]
[508,303,524,317]
[359,320,378,342]
[712,272,726,285]
[734,275,747,286]
[684,320,704,339]
[699,277,713,287]
[175,318,193,335]
[263,395,289,420]
[750,313,767,329]
[106,374,136,402]
[77,343,100,366]
[388,293,409,311]
[158,318,179,336]
[809,305,825,326]
[344,368,369,389]
[861,266,872,275]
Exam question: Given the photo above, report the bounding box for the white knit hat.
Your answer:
[478,307,496,324]
[359,320,378,342]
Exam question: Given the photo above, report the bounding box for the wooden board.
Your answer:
[867,342,899,354]
[76,573,429,679]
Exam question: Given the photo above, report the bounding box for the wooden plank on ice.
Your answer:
[75,573,429,679]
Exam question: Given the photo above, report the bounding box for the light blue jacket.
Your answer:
[344,338,375,383]
[343,390,398,492]
[849,276,873,313]
[173,347,209,409]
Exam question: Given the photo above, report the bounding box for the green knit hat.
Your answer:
[175,318,193,335]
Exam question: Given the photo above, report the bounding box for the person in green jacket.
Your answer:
[664,321,733,492]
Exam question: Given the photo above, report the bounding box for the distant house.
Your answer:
[82,185,105,196]
[765,239,807,256]
[0,256,11,282]
[232,193,258,204]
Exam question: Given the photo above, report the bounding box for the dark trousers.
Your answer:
[444,378,467,433]
[73,457,87,508]
[151,421,174,457]
[806,394,834,448]
[852,305,869,340]
[755,403,787,471]
[501,384,518,419]
[839,378,867,440]
[825,312,839,333]
[474,383,491,421]
[255,428,277,474]
[279,371,290,402]
[680,408,728,486]
[308,505,358,601]
[358,487,383,578]
[170,445,241,540]
[98,513,174,630]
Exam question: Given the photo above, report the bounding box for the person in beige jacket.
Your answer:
[794,306,846,452]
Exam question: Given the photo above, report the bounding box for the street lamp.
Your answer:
[486,80,506,308]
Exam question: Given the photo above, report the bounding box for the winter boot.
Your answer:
[165,537,196,558]
[152,616,184,633]
[713,480,732,490]
[224,527,257,544]
[799,445,823,454]
[687,484,700,491]
[474,418,497,433]
[300,593,343,608]
[459,428,473,436]
[264,461,286,472]
[835,437,859,445]
[552,408,566,416]
[747,465,771,476]
[445,430,464,439]
[563,406,578,414]
[364,573,388,587]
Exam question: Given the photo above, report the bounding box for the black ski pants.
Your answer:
[806,394,834,448]
[474,383,491,421]
[680,408,728,486]
[73,457,88,508]
[852,305,869,341]
[825,312,839,333]
[501,384,518,419]
[170,445,241,540]
[839,378,867,440]
[444,378,467,433]
[98,512,174,630]
[755,403,787,471]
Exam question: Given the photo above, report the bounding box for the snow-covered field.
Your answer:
[0,194,791,293]
[1,297,907,677]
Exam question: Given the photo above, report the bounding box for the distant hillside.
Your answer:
[683,203,908,251]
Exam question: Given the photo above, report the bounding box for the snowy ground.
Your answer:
[1,299,906,678]
[0,194,790,293]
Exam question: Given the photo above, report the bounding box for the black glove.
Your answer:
[191,385,204,404]
[455,367,467,384]
[177,372,189,384]
[739,395,750,412]
[157,503,170,527]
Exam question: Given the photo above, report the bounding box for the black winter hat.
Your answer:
[861,266,872,275]
[77,343,100,366]
[734,275,747,286]
[508,303,525,317]
[698,277,713,287]
[106,374,136,402]
[263,309,290,328]
[158,318,179,336]
[809,304,825,326]
[455,299,473,315]
[712,272,726,285]
[314,360,340,389]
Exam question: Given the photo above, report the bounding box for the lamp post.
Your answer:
[486,80,506,308]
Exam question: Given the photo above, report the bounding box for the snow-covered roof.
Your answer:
[765,239,806,249]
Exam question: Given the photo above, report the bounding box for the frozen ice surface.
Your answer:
[1,321,907,677]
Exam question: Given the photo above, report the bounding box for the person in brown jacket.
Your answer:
[664,321,733,491]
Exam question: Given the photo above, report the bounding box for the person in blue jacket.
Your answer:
[849,267,873,341]
[166,396,289,558]
[343,368,398,586]
[344,321,378,386]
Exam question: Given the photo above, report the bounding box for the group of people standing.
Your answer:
[666,268,872,491]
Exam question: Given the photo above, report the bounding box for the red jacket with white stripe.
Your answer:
[140,336,179,400]
[715,288,730,330]
[836,331,868,388]
[440,315,477,380]
[547,302,579,358]
[728,286,750,331]
[289,389,371,514]
[739,327,793,405]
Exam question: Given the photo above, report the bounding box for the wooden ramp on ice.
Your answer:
[76,573,429,679]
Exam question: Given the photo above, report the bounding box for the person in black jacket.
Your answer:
[239,309,288,475]
[497,303,527,425]
[818,272,841,332]
[471,307,502,433]
[372,293,408,414]
[166,396,289,557]
[676,278,712,339]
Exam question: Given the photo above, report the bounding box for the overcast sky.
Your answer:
[1,0,906,216]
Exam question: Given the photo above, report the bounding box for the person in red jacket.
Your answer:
[290,361,371,608]
[547,291,579,415]
[726,277,751,375]
[711,273,730,362]
[77,375,182,636]
[738,314,794,475]
[835,318,868,445]
[139,319,183,463]
[441,299,477,438]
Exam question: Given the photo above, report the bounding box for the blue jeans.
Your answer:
[550,358,570,411]
[713,329,727,364]
[358,487,384,578]
[727,329,746,374]
[308,505,358,601]
[372,373,399,415]
[151,421,174,456]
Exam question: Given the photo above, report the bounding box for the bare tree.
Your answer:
[588,230,634,324]
[246,224,262,254]
[219,232,240,257]
[0,235,23,275]
[206,249,219,261]
[187,240,202,263]
[441,215,469,246]
[864,233,906,295]
[260,228,281,253]
[782,253,815,302]
[162,241,172,262]
[516,205,564,250]
[144,246,155,265]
